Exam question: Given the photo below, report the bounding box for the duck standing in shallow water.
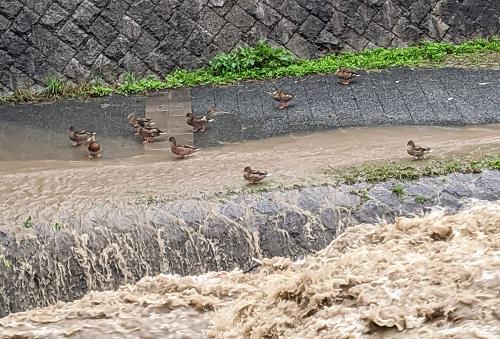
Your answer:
[136,126,166,143]
[86,133,101,158]
[335,68,360,85]
[271,90,294,109]
[68,126,92,146]
[407,140,431,160]
[243,166,271,184]
[169,137,200,158]
[186,111,214,132]
[127,113,155,131]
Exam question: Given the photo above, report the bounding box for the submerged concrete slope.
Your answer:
[0,170,499,316]
[192,67,500,146]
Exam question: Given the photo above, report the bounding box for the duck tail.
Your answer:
[266,173,272,177]
[208,118,215,123]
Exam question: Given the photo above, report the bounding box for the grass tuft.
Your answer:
[327,154,500,186]
[22,216,33,229]
[1,37,499,104]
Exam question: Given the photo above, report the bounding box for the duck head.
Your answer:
[244,166,252,173]
[168,137,176,144]
[186,113,193,118]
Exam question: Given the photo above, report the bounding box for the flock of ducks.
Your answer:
[67,67,432,184]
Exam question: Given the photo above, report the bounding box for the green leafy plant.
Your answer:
[45,76,64,96]
[208,41,297,75]
[391,184,405,197]
[90,84,114,97]
[22,216,33,229]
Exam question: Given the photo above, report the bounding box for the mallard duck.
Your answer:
[169,137,200,158]
[186,111,215,132]
[127,113,155,129]
[335,68,359,85]
[85,133,101,158]
[271,90,294,109]
[136,126,166,143]
[68,126,92,146]
[243,166,271,183]
[407,140,432,160]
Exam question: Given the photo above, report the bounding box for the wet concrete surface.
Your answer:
[191,68,500,146]
[0,170,499,317]
[0,94,146,137]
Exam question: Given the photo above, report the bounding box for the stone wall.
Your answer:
[0,0,498,93]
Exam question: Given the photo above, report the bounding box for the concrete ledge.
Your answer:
[191,68,500,147]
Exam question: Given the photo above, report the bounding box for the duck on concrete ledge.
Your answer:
[335,68,360,85]
[271,90,294,109]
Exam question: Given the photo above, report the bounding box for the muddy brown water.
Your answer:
[1,123,500,337]
[1,124,500,229]
[0,202,499,338]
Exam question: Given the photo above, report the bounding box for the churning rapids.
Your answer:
[0,201,499,338]
[0,124,500,338]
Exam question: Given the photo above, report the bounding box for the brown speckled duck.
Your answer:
[243,166,271,184]
[186,110,215,132]
[85,133,101,158]
[136,126,166,143]
[169,137,200,158]
[68,126,92,146]
[271,90,294,109]
[407,140,432,160]
[127,113,155,130]
[335,68,359,85]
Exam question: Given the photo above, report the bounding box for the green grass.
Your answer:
[52,223,64,231]
[1,37,499,104]
[0,256,12,269]
[22,216,33,229]
[391,184,405,197]
[327,155,500,186]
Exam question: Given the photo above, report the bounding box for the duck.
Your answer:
[68,126,92,146]
[127,113,155,129]
[136,126,166,143]
[243,166,271,183]
[186,110,215,132]
[85,133,101,158]
[407,140,432,160]
[169,137,200,158]
[271,90,294,109]
[335,68,359,85]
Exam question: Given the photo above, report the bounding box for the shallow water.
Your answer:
[1,201,499,338]
[1,124,500,229]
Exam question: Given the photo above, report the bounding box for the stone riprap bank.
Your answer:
[0,0,499,94]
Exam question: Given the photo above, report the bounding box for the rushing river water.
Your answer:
[0,201,499,338]
[1,124,500,229]
[0,123,500,337]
